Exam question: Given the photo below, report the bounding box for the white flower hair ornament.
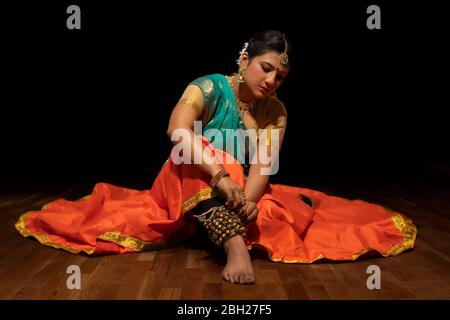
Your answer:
[236,42,249,65]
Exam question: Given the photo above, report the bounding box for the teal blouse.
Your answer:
[190,74,254,173]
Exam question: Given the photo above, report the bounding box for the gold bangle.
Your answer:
[210,169,230,189]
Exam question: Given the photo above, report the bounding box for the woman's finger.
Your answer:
[246,207,258,224]
[239,204,251,219]
[238,204,247,216]
[238,203,252,220]
[225,194,234,208]
[232,189,245,209]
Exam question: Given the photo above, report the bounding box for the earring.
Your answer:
[238,68,245,83]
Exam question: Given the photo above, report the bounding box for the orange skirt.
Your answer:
[15,137,417,262]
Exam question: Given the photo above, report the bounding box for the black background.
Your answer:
[1,0,449,188]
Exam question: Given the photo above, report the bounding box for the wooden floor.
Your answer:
[1,166,450,300]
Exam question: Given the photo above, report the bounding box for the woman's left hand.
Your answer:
[238,200,258,224]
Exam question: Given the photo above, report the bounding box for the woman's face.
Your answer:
[241,50,289,100]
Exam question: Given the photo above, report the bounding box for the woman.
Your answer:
[15,30,417,285]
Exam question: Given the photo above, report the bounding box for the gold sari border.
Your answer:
[95,186,219,252]
[181,187,216,214]
[15,212,166,255]
[14,212,95,255]
[97,231,167,252]
[94,186,220,252]
[15,189,206,255]
[15,186,417,261]
[384,212,417,256]
[247,211,417,264]
[15,195,97,254]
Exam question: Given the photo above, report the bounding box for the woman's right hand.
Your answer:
[215,176,246,210]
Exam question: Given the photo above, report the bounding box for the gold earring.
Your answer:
[238,68,246,83]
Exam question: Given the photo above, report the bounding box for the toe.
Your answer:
[245,273,255,284]
[239,273,246,284]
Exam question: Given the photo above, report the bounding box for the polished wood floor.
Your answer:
[1,166,450,300]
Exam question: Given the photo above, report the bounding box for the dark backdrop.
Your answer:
[2,1,449,188]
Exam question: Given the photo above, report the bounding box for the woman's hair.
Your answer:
[245,30,295,68]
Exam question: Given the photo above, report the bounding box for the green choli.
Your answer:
[190,74,255,173]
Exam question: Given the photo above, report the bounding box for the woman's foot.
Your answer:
[222,235,255,284]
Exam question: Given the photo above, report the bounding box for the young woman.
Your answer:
[16,30,417,285]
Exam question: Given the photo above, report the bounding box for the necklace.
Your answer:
[227,75,256,117]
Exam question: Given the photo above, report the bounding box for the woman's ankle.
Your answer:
[224,235,246,254]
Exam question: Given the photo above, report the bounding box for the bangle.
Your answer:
[210,169,230,189]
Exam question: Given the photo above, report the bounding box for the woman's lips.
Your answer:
[259,86,269,94]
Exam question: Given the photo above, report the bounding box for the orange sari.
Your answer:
[15,136,417,262]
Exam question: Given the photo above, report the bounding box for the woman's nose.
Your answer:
[265,74,276,87]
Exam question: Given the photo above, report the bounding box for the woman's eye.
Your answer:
[262,65,271,72]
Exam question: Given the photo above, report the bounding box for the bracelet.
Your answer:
[210,169,230,189]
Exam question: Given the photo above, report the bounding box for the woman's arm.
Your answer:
[239,124,286,223]
[244,168,270,203]
[244,115,287,203]
[167,85,224,177]
[244,144,273,203]
[167,85,246,209]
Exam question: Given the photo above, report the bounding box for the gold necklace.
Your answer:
[227,75,256,117]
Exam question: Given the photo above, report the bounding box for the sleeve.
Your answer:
[177,85,205,116]
[174,76,218,124]
[188,76,217,124]
[263,100,287,149]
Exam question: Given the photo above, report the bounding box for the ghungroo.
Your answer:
[193,205,246,248]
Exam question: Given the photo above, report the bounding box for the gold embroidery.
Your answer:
[177,85,205,115]
[192,78,215,125]
[15,187,218,255]
[195,205,246,248]
[15,194,99,255]
[251,210,417,263]
[384,212,417,256]
[15,212,95,255]
[269,253,325,264]
[201,78,214,96]
[98,187,222,251]
[15,212,165,254]
[16,182,417,261]
[98,231,166,252]
[181,187,217,214]
[351,248,373,260]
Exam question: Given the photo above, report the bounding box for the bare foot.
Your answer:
[222,235,255,284]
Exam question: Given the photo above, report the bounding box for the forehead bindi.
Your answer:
[257,52,289,74]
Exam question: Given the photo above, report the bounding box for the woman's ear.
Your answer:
[240,52,249,69]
